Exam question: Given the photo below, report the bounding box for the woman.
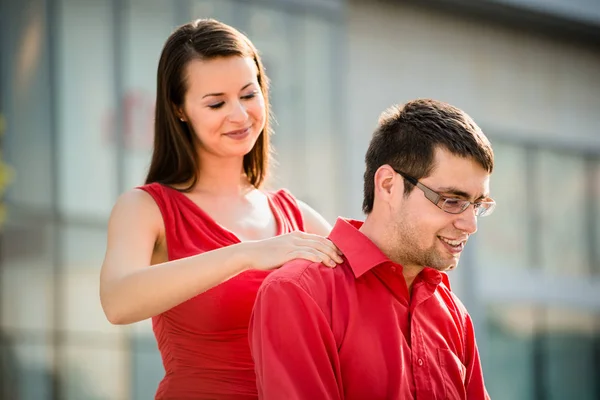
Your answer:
[99,18,343,399]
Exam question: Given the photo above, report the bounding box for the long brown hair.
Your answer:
[145,19,271,190]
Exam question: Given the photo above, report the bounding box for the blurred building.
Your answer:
[0,0,598,399]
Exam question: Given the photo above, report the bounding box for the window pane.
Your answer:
[484,304,536,400]
[58,0,117,219]
[2,0,53,212]
[62,224,107,271]
[1,221,54,332]
[593,159,600,275]
[543,308,598,400]
[299,17,339,221]
[130,318,153,338]
[1,0,52,211]
[538,151,589,276]
[122,0,176,190]
[477,143,529,270]
[131,337,162,400]
[0,342,53,400]
[62,344,127,400]
[62,269,124,337]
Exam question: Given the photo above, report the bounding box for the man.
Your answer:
[249,99,494,400]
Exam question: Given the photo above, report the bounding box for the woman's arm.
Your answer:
[99,190,342,325]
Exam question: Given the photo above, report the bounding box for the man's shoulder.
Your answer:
[264,258,318,283]
[261,259,352,295]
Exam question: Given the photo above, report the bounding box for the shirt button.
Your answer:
[417,358,423,366]
[391,266,396,272]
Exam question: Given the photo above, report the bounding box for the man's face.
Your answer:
[388,147,491,271]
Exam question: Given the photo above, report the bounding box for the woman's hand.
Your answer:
[246,231,344,271]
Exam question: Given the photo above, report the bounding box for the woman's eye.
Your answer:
[208,102,224,109]
[241,92,257,100]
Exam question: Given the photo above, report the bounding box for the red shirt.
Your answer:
[139,183,305,400]
[249,218,490,400]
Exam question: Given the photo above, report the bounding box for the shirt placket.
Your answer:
[410,280,440,399]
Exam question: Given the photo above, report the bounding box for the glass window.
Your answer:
[55,1,131,399]
[538,150,589,276]
[2,0,53,211]
[62,269,123,337]
[0,221,54,333]
[57,0,117,219]
[484,304,536,400]
[122,0,177,190]
[0,340,18,399]
[0,342,53,400]
[131,337,163,400]
[297,17,339,221]
[62,344,127,400]
[1,1,57,399]
[542,308,598,400]
[477,143,530,271]
[592,158,600,274]
[62,225,107,271]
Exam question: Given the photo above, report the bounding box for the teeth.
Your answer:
[441,238,462,246]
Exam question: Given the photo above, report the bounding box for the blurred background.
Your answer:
[1,0,599,399]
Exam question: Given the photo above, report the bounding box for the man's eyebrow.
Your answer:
[436,186,471,199]
[435,186,489,201]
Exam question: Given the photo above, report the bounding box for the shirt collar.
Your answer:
[328,218,390,278]
[328,217,447,287]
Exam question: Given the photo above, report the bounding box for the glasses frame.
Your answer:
[393,168,496,217]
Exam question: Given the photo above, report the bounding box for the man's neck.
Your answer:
[359,215,424,294]
[401,265,424,295]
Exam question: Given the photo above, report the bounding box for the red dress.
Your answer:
[138,183,305,399]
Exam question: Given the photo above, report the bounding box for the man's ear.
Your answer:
[374,165,401,205]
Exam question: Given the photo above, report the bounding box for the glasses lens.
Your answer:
[442,198,469,214]
[476,202,496,217]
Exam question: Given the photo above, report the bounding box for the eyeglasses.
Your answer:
[393,169,496,217]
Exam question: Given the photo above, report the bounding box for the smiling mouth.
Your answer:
[224,127,251,136]
[438,236,466,254]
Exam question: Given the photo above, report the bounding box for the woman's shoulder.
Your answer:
[111,186,163,218]
[105,187,165,243]
[136,182,166,197]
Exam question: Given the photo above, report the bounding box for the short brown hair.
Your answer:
[362,99,494,214]
[145,18,271,190]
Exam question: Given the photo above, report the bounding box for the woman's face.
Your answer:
[179,56,266,160]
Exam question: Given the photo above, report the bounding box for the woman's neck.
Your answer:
[192,155,253,196]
